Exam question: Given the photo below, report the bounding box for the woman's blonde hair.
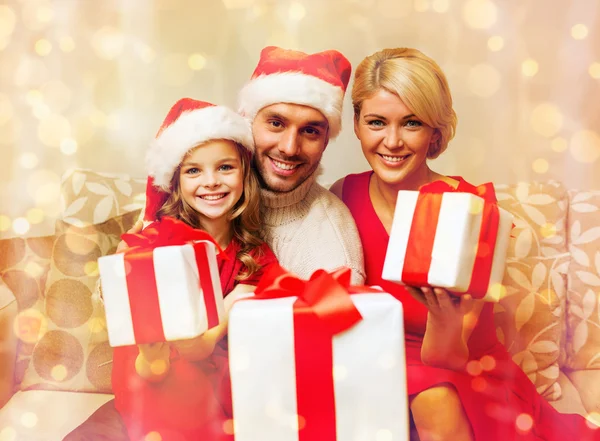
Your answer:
[156,142,263,280]
[352,48,457,159]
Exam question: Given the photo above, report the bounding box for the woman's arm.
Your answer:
[0,300,18,408]
[173,284,255,362]
[329,177,345,199]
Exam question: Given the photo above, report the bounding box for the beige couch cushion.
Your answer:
[495,181,568,259]
[19,211,140,393]
[60,169,146,227]
[0,236,54,388]
[494,254,570,401]
[565,190,600,370]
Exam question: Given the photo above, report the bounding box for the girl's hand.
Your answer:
[172,321,228,362]
[116,219,143,253]
[406,286,473,326]
[135,342,170,382]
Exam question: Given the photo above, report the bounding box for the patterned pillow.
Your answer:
[495,181,568,259]
[20,210,140,393]
[494,254,570,401]
[565,190,600,370]
[60,169,146,226]
[0,235,54,388]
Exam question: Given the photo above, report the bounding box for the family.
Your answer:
[64,46,599,441]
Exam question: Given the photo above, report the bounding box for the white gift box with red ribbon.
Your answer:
[228,288,408,441]
[382,182,513,301]
[97,241,224,347]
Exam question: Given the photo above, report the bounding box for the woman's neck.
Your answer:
[201,217,234,249]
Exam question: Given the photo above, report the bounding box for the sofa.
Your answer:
[0,169,599,440]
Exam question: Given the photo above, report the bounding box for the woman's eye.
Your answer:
[367,120,385,127]
[406,120,423,128]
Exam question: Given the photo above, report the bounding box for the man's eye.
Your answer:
[270,120,283,128]
[303,127,320,136]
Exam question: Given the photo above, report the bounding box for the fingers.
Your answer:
[459,294,474,314]
[421,287,438,309]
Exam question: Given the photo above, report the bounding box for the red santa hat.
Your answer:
[238,46,352,139]
[143,98,254,222]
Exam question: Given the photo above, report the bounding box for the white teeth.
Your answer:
[273,159,298,170]
[200,193,226,201]
[381,154,409,163]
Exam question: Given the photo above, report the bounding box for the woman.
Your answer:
[331,48,599,441]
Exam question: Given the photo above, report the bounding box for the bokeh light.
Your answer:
[376,429,394,441]
[20,411,38,428]
[466,360,483,376]
[144,431,162,441]
[463,0,497,29]
[414,0,430,12]
[0,426,16,441]
[570,130,600,163]
[26,208,45,224]
[41,80,72,113]
[14,308,47,344]
[160,53,194,87]
[60,138,78,155]
[12,218,30,235]
[27,170,61,206]
[0,215,11,232]
[222,419,235,435]
[480,355,496,371]
[432,0,449,13]
[291,414,306,430]
[188,53,207,71]
[91,27,125,60]
[586,412,600,429]
[540,223,557,239]
[289,2,306,21]
[487,283,506,301]
[51,364,68,381]
[487,36,504,51]
[468,64,501,97]
[532,158,549,174]
[34,38,52,56]
[551,137,568,152]
[0,94,13,125]
[571,24,588,40]
[515,413,533,432]
[589,62,600,79]
[522,59,539,77]
[222,0,255,8]
[59,36,75,52]
[19,152,39,169]
[38,114,72,147]
[0,6,17,40]
[530,103,563,138]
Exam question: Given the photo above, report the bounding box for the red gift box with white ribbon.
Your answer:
[228,265,408,441]
[382,180,513,301]
[97,217,225,347]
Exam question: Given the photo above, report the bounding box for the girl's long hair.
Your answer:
[155,142,263,280]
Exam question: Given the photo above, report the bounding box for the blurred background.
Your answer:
[0,0,599,238]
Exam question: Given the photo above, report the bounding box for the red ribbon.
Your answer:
[120,217,223,344]
[401,180,500,299]
[254,265,377,439]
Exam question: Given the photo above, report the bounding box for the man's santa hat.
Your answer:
[238,46,352,139]
[143,98,254,222]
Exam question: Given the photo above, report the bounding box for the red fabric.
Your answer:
[341,171,600,441]
[112,238,277,441]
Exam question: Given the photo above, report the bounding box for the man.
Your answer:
[63,46,364,441]
[238,46,364,283]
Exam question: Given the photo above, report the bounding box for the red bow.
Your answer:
[253,264,365,336]
[419,180,498,203]
[121,216,225,257]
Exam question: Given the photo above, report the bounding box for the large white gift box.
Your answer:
[382,187,513,301]
[228,292,408,441]
[97,241,225,347]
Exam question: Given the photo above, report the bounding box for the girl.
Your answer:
[111,98,277,441]
[331,48,600,441]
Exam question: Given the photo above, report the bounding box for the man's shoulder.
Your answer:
[308,181,350,212]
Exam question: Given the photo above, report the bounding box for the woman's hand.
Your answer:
[135,342,171,382]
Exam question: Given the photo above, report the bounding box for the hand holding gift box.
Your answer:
[382,180,514,301]
[229,265,408,441]
[97,216,225,347]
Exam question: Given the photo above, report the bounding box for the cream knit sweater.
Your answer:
[260,171,365,284]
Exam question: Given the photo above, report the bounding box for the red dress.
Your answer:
[342,171,600,441]
[111,238,277,441]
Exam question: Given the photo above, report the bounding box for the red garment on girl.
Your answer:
[112,239,277,441]
[341,171,600,441]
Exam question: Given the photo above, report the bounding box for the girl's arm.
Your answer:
[407,286,483,370]
[134,342,171,382]
[173,283,256,362]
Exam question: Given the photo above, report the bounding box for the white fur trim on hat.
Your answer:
[238,72,344,139]
[146,106,254,189]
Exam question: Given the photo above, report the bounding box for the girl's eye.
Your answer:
[218,164,234,171]
[185,167,199,175]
